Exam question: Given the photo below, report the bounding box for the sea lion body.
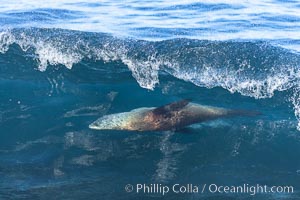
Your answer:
[89,100,255,131]
[130,103,228,131]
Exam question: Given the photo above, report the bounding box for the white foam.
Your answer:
[169,64,299,99]
[34,41,83,71]
[0,30,14,53]
[122,57,160,90]
[0,30,84,71]
[291,89,300,131]
[0,29,162,90]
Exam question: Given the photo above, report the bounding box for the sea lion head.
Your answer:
[89,107,154,131]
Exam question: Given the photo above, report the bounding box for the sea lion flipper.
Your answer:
[152,99,190,116]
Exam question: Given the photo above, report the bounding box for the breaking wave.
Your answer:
[1,28,300,128]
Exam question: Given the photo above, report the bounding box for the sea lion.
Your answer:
[89,99,259,131]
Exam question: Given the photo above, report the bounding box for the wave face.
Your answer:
[1,28,300,126]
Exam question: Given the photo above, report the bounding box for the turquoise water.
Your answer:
[0,1,300,200]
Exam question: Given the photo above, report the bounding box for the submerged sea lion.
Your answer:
[89,100,259,131]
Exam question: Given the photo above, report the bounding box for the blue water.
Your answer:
[1,1,300,200]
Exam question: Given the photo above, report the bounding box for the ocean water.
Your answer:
[0,1,300,199]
